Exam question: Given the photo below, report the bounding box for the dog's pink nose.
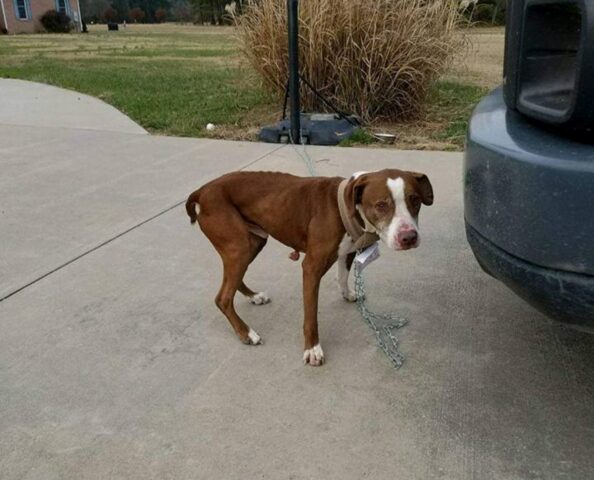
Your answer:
[398,230,418,247]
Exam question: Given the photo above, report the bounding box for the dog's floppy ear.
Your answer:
[410,172,434,206]
[344,173,369,217]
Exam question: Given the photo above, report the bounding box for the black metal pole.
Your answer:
[287,0,300,143]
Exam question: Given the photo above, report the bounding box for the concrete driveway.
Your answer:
[1,80,593,480]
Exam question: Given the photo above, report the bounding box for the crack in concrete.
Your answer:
[0,144,286,304]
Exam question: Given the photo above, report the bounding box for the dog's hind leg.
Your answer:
[198,212,262,345]
[216,256,262,345]
[238,233,271,305]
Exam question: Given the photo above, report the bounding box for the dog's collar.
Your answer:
[337,179,380,251]
[355,205,378,234]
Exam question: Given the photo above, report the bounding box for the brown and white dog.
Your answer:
[185,169,433,366]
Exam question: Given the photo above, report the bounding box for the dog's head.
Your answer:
[344,169,433,251]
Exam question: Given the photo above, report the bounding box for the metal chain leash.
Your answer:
[289,131,316,176]
[354,261,408,368]
[288,131,408,368]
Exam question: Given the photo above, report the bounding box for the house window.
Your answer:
[14,0,29,20]
[56,0,67,14]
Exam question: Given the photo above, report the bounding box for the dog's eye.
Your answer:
[375,201,388,211]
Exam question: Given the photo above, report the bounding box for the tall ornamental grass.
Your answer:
[234,0,463,122]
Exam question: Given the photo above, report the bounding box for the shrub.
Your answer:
[40,9,72,33]
[234,0,463,122]
[103,6,118,22]
[155,8,168,23]
[461,0,506,26]
[129,7,145,23]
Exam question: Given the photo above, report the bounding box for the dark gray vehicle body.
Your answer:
[464,88,594,327]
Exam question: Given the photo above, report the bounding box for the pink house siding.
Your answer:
[0,0,82,34]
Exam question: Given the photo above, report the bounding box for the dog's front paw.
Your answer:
[303,344,324,366]
[342,288,357,302]
[249,292,271,305]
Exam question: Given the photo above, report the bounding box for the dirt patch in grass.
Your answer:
[0,23,503,150]
[448,27,504,88]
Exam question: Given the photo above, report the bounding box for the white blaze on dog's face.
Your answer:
[345,169,434,251]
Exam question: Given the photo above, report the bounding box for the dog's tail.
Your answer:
[185,188,202,225]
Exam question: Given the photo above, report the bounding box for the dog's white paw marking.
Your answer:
[247,328,262,345]
[303,344,324,366]
[249,292,270,305]
[342,288,357,302]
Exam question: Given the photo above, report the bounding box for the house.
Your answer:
[0,0,82,34]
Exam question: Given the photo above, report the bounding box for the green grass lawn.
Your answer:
[0,23,495,150]
[0,25,276,139]
[427,81,488,146]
